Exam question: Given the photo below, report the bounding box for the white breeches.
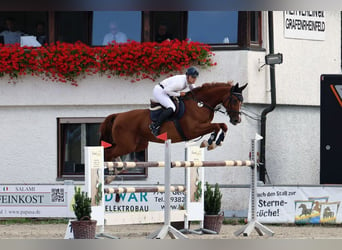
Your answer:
[152,85,176,111]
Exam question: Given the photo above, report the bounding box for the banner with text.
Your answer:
[0,184,184,218]
[284,11,325,40]
[104,190,185,213]
[251,186,342,224]
[0,184,75,218]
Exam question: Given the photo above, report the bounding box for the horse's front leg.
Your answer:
[198,123,221,150]
[215,123,228,147]
[200,131,218,150]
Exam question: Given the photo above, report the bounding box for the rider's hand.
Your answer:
[180,92,185,97]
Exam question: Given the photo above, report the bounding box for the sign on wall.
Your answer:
[0,183,184,219]
[284,11,325,41]
[105,191,184,212]
[250,186,342,224]
[0,184,75,218]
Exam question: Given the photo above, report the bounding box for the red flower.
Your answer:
[0,40,216,85]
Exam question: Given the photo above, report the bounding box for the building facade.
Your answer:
[0,10,340,214]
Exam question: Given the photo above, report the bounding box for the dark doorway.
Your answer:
[320,74,342,184]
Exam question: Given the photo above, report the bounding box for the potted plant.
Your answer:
[71,186,97,239]
[203,182,224,234]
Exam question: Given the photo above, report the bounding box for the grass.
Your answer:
[223,218,247,225]
[190,217,247,226]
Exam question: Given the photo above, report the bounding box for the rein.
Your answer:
[185,89,242,115]
[222,92,243,115]
[188,90,216,112]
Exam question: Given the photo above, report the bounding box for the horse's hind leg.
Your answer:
[104,147,115,162]
[104,146,125,162]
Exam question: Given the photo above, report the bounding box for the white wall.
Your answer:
[272,11,341,105]
[0,69,258,184]
[266,105,320,184]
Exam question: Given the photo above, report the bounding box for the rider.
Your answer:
[149,66,199,137]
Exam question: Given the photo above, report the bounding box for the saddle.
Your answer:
[149,97,187,140]
[149,96,185,122]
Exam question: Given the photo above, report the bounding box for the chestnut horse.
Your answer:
[100,82,247,161]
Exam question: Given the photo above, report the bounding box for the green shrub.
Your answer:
[204,182,222,215]
[72,186,92,221]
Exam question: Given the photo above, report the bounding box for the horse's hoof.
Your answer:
[207,144,216,151]
[105,175,116,184]
[114,156,122,162]
[200,140,208,148]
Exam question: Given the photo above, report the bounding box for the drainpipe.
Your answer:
[260,11,277,183]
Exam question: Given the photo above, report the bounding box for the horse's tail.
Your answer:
[99,113,117,147]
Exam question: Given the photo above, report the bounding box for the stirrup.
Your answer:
[149,123,160,136]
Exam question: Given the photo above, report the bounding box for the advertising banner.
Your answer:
[5,184,342,225]
[104,190,184,213]
[251,186,342,224]
[0,184,75,218]
[0,183,184,218]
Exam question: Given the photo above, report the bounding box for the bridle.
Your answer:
[222,92,243,115]
[186,89,243,116]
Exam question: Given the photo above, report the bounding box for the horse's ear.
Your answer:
[240,83,248,91]
[232,82,239,92]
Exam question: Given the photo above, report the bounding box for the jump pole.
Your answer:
[234,134,274,237]
[147,139,188,239]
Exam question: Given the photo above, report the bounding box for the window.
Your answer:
[0,11,48,44]
[55,11,91,44]
[250,11,262,45]
[145,11,261,49]
[0,11,262,49]
[92,11,142,46]
[57,118,147,180]
[147,11,186,42]
[187,11,238,44]
[237,11,262,48]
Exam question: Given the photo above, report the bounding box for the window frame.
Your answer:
[144,11,262,50]
[143,11,187,42]
[57,117,148,181]
[0,11,262,50]
[237,11,263,50]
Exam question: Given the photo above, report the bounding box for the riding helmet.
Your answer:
[186,66,199,78]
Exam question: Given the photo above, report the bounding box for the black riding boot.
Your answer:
[149,107,174,136]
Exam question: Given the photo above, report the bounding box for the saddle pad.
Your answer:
[149,99,185,122]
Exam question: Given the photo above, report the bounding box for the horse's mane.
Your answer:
[189,81,234,95]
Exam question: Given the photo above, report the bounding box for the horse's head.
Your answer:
[223,82,248,125]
